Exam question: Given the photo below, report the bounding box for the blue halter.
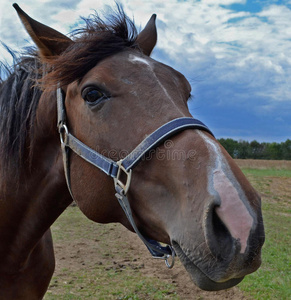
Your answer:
[57,88,214,268]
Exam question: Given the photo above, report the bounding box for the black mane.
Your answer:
[0,54,42,178]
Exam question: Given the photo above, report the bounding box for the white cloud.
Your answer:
[2,1,291,98]
[1,0,290,141]
[203,0,246,5]
[130,1,291,107]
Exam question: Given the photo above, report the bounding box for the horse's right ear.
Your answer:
[136,14,157,56]
[13,3,72,58]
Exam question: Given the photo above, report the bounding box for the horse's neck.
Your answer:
[0,93,72,270]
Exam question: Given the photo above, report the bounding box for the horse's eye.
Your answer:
[82,87,108,105]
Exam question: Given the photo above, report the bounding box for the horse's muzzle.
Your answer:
[170,193,264,291]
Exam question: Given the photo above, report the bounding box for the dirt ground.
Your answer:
[50,222,250,300]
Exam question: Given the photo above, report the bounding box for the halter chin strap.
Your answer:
[57,87,214,268]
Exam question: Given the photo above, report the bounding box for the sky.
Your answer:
[0,0,291,142]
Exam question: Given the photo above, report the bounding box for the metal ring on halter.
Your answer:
[59,124,68,145]
[164,247,175,269]
[152,246,175,268]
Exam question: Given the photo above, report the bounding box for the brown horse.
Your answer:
[0,3,264,299]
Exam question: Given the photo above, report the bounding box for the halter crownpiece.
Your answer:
[57,87,214,268]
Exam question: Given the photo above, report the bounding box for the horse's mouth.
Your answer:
[171,241,244,291]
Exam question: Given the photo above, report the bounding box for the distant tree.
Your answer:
[238,140,251,159]
[217,138,290,160]
[218,138,238,158]
[250,140,263,159]
[281,139,291,160]
[265,142,282,160]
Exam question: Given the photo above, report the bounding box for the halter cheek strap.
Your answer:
[57,87,214,268]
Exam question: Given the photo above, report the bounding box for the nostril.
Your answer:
[204,201,235,262]
[207,208,234,260]
[212,208,230,243]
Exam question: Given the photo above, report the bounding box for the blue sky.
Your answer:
[1,0,290,142]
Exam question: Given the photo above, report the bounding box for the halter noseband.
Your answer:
[57,88,214,268]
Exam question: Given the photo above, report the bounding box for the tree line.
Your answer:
[218,138,291,160]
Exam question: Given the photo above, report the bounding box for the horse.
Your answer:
[0,3,265,299]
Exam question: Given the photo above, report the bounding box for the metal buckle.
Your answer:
[59,124,68,145]
[114,160,132,195]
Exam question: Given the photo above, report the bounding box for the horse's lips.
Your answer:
[171,241,244,291]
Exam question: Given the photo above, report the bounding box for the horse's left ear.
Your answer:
[136,14,157,56]
[13,3,72,58]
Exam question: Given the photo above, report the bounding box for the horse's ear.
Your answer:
[13,3,72,58]
[136,14,157,56]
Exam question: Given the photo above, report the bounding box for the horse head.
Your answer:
[13,3,264,291]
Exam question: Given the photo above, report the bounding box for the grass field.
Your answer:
[44,160,291,299]
[235,160,291,300]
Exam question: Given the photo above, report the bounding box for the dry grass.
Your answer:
[235,159,291,170]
